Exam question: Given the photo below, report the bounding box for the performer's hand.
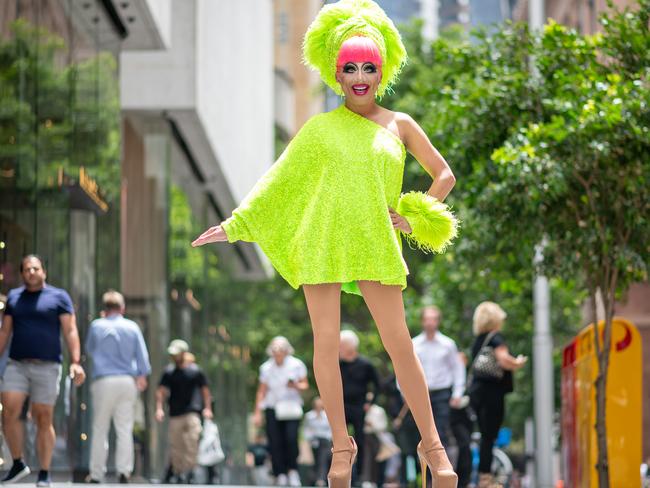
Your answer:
[202,408,214,420]
[392,417,403,430]
[388,208,412,234]
[191,225,227,247]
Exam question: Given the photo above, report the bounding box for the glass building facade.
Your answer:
[0,0,121,477]
[0,1,255,482]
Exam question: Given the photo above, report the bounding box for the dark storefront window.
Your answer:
[0,0,121,475]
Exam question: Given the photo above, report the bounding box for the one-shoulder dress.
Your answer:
[221,104,410,295]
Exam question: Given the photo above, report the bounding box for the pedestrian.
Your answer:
[468,302,527,488]
[0,254,86,487]
[247,431,271,486]
[411,306,465,448]
[360,403,389,488]
[303,397,332,487]
[252,336,308,487]
[190,1,460,486]
[85,290,151,483]
[449,352,472,488]
[155,340,213,484]
[339,329,380,485]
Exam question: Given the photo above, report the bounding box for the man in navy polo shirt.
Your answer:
[0,255,86,487]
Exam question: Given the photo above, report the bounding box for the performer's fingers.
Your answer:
[191,235,212,246]
[198,227,217,239]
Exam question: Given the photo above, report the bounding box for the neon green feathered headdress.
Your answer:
[302,0,407,98]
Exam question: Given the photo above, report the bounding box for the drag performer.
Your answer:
[192,1,458,486]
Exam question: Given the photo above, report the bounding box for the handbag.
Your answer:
[274,399,303,420]
[468,331,504,384]
[198,419,225,466]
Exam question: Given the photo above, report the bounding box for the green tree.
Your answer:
[487,10,648,485]
[388,2,648,485]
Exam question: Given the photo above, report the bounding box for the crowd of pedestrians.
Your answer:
[0,254,527,488]
[247,304,526,488]
[0,255,216,485]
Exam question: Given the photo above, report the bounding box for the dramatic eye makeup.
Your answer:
[342,62,378,74]
[362,63,377,73]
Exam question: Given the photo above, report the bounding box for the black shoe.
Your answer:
[87,479,100,484]
[36,470,51,487]
[1,461,31,484]
[119,474,129,484]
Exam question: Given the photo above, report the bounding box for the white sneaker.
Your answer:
[276,473,288,486]
[288,470,301,487]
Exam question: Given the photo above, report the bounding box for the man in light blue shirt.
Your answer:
[85,290,151,483]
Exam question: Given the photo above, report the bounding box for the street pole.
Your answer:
[529,0,544,31]
[529,0,554,484]
[533,244,554,487]
[420,0,439,41]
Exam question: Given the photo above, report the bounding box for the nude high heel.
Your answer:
[327,436,357,488]
[416,441,458,488]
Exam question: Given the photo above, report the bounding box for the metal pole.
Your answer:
[533,243,554,487]
[529,0,544,32]
[529,0,553,484]
[420,0,439,41]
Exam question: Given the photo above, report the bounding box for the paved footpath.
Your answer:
[9,484,279,488]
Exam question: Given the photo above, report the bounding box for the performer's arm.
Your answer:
[399,113,456,202]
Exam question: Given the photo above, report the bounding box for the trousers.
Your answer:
[89,375,138,480]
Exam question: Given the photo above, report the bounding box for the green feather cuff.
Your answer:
[397,191,459,253]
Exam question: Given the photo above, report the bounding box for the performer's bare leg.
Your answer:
[302,283,348,448]
[357,280,453,470]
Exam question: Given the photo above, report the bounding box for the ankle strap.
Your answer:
[420,444,445,453]
[332,446,354,453]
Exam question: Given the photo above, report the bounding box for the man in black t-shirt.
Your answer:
[339,329,380,485]
[156,340,212,483]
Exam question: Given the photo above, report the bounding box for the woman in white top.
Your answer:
[253,337,309,487]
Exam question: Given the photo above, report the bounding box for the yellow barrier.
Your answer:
[561,317,642,487]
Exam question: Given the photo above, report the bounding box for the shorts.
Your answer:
[1,359,62,405]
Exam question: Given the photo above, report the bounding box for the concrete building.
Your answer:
[512,0,638,34]
[274,0,324,138]
[119,0,273,480]
[410,0,516,40]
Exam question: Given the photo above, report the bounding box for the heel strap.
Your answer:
[331,446,355,454]
[420,445,445,454]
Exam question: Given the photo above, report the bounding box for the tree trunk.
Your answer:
[590,291,611,487]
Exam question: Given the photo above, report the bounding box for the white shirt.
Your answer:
[259,355,308,408]
[303,409,332,440]
[412,331,465,398]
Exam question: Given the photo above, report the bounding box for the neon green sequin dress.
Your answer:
[221,104,409,295]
